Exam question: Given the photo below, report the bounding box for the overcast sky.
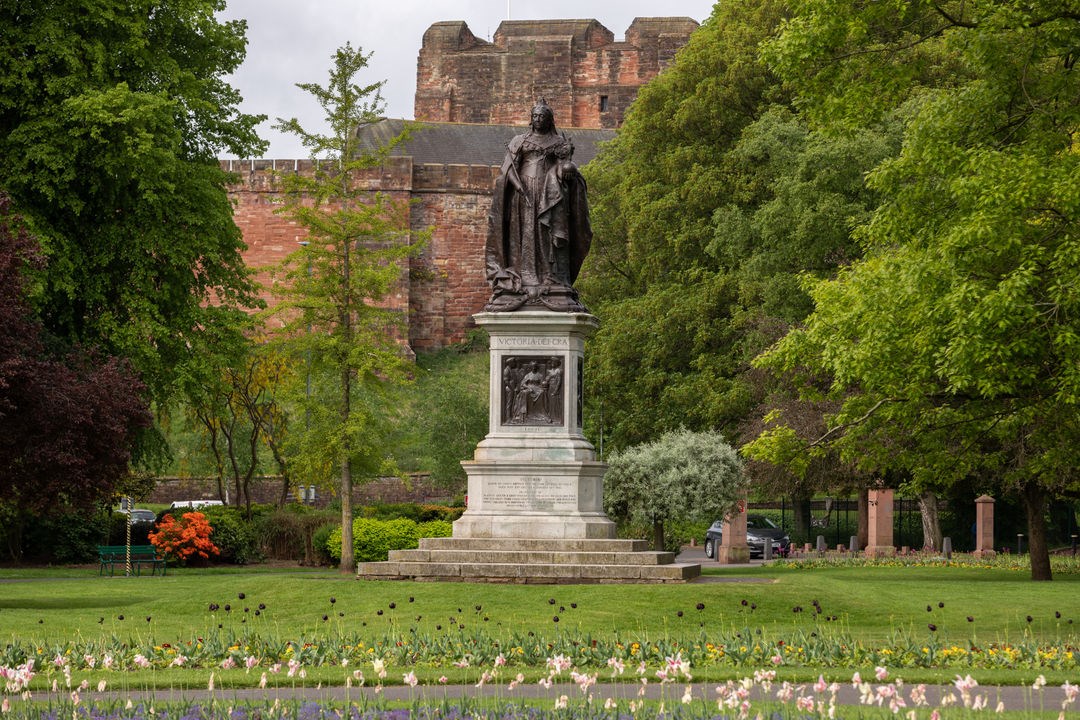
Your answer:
[217,0,718,158]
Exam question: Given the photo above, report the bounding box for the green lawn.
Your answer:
[1,562,1077,692]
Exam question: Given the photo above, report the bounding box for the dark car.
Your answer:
[704,514,791,559]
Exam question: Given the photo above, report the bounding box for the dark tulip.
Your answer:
[677,611,683,617]
[559,606,565,612]
[1026,616,1033,623]
[928,624,937,632]
[696,603,705,611]
[1055,611,1061,619]
[98,617,104,624]
[244,608,249,613]
[259,603,266,610]
[330,597,336,604]
[570,603,577,609]
[377,610,383,616]
[750,604,757,611]
[218,624,223,629]
[549,598,556,605]
[810,632,817,637]
[339,612,344,617]
[741,599,748,606]
[484,616,489,622]
[146,616,152,622]
[927,605,932,612]
[457,608,462,613]
[254,610,261,616]
[225,605,231,612]
[830,615,837,621]
[389,602,396,609]
[967,616,974,622]
[38,620,43,624]
[322,615,329,621]
[552,616,559,622]
[938,602,944,608]
[436,625,442,630]
[475,605,482,611]
[238,593,245,600]
[416,616,422,621]
[459,624,464,630]
[409,597,414,603]
[118,615,124,620]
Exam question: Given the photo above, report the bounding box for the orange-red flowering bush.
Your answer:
[148,511,220,563]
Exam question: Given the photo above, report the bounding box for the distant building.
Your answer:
[226,18,698,351]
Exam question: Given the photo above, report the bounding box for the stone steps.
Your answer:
[357,537,701,584]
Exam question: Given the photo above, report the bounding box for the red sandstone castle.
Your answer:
[225,18,697,352]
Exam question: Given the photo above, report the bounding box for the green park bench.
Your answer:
[96,545,166,576]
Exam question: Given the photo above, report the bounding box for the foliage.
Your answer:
[604,429,747,551]
[185,347,294,511]
[0,196,152,560]
[269,44,426,573]
[325,516,452,563]
[746,0,1080,580]
[391,346,488,488]
[0,0,266,410]
[199,506,263,565]
[148,512,220,563]
[359,503,464,523]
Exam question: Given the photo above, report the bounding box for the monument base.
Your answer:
[972,549,997,558]
[358,537,700,583]
[357,311,702,583]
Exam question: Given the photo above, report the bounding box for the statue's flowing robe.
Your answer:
[486,130,591,297]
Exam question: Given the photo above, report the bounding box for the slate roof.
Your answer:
[355,119,616,167]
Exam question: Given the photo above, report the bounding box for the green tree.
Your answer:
[748,0,1080,580]
[0,1,266,408]
[271,44,425,573]
[604,429,746,551]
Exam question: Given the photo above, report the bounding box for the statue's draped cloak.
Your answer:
[485,129,591,311]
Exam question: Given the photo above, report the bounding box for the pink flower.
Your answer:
[403,671,418,687]
[875,666,889,681]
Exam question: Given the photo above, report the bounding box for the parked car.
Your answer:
[114,507,157,525]
[704,514,791,559]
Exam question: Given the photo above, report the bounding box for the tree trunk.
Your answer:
[1021,482,1052,581]
[857,488,869,551]
[652,518,665,552]
[918,491,943,551]
[793,495,812,543]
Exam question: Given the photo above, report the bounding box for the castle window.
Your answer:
[599,95,609,112]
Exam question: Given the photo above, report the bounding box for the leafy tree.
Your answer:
[0,0,266,410]
[749,0,1080,580]
[391,342,488,490]
[0,195,152,560]
[270,44,426,573]
[604,429,746,551]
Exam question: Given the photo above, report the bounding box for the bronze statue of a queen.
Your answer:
[484,99,592,313]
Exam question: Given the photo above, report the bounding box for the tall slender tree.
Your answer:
[271,44,425,573]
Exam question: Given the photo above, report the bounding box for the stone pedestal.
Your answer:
[454,311,616,539]
[865,488,896,558]
[718,500,750,564]
[973,495,996,558]
[358,311,699,583]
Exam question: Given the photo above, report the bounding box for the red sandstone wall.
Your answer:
[223,159,414,336]
[415,18,697,129]
[223,158,498,352]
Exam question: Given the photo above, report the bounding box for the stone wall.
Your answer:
[415,17,698,129]
[223,158,498,351]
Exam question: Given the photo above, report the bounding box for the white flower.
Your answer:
[96,679,107,693]
[554,695,568,709]
[403,671,418,687]
[1033,675,1047,690]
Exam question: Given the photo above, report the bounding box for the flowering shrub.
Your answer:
[148,512,220,563]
